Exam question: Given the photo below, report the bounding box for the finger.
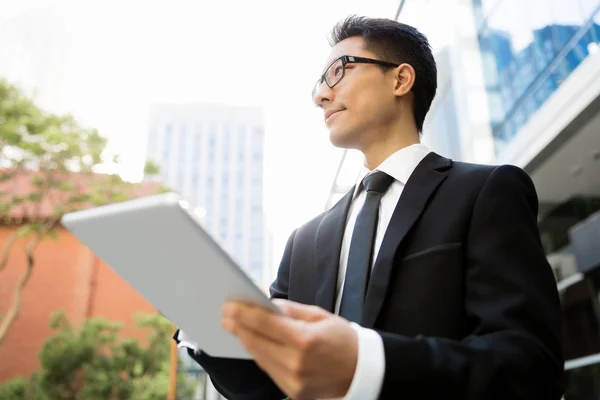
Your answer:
[235,325,290,365]
[233,325,295,375]
[273,299,330,322]
[233,326,304,398]
[223,302,307,345]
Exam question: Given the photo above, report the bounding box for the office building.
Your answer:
[146,103,270,400]
[146,103,269,286]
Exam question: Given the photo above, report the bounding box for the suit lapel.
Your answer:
[360,152,452,328]
[313,189,354,312]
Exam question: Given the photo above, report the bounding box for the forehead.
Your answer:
[321,36,377,72]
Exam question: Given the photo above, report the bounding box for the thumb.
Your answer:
[272,299,330,322]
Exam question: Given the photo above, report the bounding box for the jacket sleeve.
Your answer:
[376,165,564,400]
[181,230,297,400]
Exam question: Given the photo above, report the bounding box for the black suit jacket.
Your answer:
[183,152,564,400]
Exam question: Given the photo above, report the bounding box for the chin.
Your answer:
[329,128,358,149]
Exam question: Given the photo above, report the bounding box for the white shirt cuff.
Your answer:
[342,323,385,400]
[176,329,199,351]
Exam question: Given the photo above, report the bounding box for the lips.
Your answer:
[325,109,344,121]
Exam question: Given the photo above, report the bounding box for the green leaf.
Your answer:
[67,194,91,204]
[26,192,42,202]
[31,175,44,187]
[16,225,32,237]
[132,361,144,377]
[143,160,161,176]
[10,196,24,205]
[109,191,130,203]
[156,185,172,194]
[56,181,74,192]
[0,377,28,399]
[0,172,16,183]
[46,228,59,239]
[0,203,11,214]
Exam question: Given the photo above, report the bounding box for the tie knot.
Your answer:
[362,171,394,194]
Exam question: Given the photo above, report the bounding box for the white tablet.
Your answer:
[61,192,279,359]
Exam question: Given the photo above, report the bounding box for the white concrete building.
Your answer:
[146,103,270,287]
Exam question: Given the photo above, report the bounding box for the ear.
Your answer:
[393,63,416,96]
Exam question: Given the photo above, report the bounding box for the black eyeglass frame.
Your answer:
[312,55,400,98]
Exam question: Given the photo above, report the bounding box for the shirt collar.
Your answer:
[352,143,431,199]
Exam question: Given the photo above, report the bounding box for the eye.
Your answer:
[334,66,343,76]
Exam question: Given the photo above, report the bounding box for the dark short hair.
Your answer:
[329,15,437,133]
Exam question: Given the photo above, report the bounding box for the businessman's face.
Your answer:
[313,36,400,150]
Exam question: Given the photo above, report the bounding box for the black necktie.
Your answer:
[339,171,394,323]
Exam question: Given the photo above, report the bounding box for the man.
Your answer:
[176,15,564,400]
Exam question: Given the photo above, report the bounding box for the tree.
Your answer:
[0,77,163,345]
[143,160,161,178]
[0,310,196,400]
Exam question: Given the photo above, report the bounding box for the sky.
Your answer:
[0,0,469,277]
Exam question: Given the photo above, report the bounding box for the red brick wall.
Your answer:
[0,226,157,383]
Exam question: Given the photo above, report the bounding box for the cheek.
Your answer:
[337,78,392,125]
[353,94,385,123]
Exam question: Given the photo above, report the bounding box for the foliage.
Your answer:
[0,311,195,400]
[0,77,163,345]
[143,160,161,177]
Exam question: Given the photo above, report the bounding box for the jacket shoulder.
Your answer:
[449,160,530,183]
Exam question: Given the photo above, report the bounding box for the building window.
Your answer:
[253,127,264,140]
[163,124,172,160]
[179,125,186,162]
[177,171,185,190]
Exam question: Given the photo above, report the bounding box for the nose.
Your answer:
[313,80,333,108]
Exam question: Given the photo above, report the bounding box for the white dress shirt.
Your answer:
[332,143,431,400]
[179,143,431,400]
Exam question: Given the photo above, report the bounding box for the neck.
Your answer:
[362,126,420,170]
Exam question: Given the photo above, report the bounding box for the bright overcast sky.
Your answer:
[1,0,458,273]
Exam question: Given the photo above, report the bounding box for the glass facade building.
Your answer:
[473,1,600,397]
[473,0,600,153]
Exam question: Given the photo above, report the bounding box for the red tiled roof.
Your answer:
[0,169,164,224]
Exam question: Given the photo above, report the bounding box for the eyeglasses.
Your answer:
[312,55,400,100]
